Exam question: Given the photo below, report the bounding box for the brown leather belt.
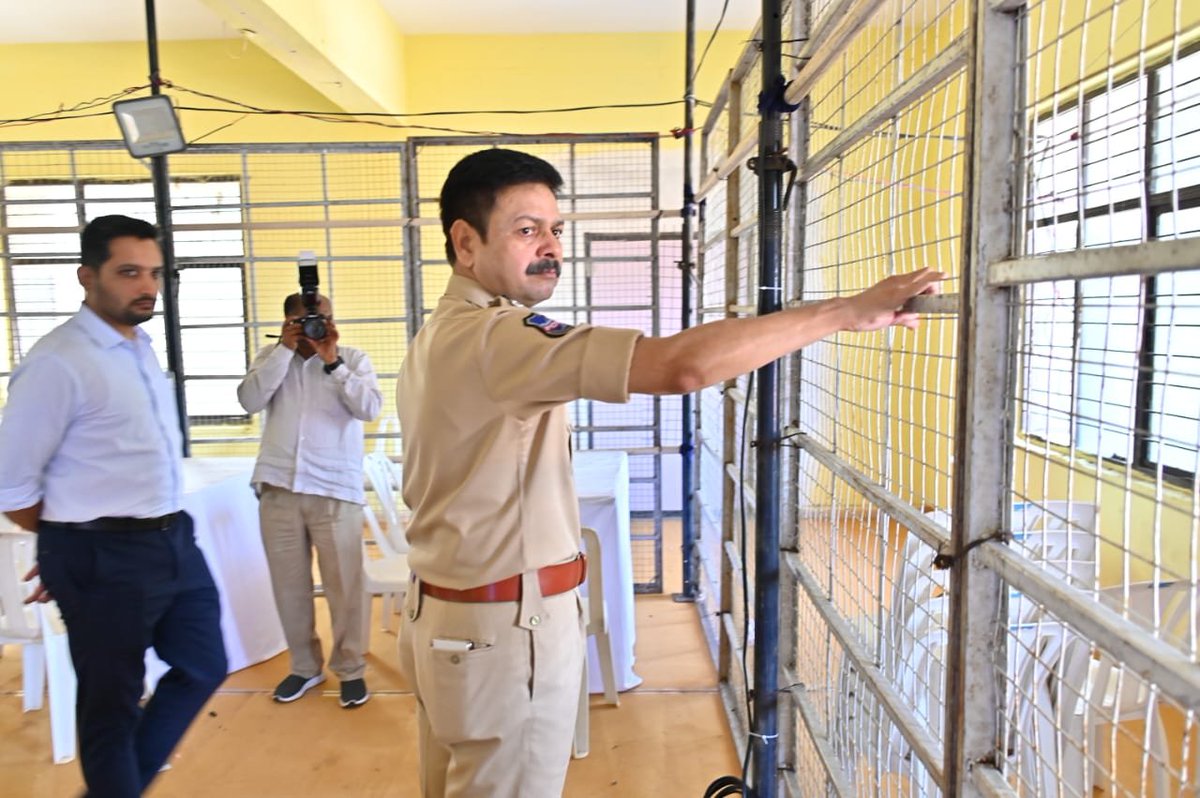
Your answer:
[420,554,587,603]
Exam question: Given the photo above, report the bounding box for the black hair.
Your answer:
[80,215,159,269]
[439,148,564,266]
[283,293,329,317]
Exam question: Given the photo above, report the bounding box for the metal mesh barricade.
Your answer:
[694,0,1199,795]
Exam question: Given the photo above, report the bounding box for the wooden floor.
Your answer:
[0,536,738,797]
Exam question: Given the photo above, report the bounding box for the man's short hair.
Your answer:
[80,215,159,269]
[439,148,564,266]
[284,293,329,317]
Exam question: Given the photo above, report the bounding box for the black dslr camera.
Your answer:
[296,251,327,341]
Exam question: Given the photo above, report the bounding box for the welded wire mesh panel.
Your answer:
[697,168,730,614]
[410,135,667,590]
[791,452,949,796]
[783,0,971,789]
[0,142,411,457]
[996,0,1200,794]
[799,69,965,512]
[996,594,1198,797]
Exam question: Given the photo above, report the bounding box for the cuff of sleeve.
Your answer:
[580,326,641,404]
[0,485,42,514]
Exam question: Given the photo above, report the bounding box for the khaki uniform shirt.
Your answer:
[397,274,641,590]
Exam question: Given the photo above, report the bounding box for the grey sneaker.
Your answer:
[273,673,325,703]
[339,678,370,708]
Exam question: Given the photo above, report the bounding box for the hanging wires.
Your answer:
[692,0,733,84]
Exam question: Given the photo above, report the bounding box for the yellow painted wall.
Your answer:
[0,31,748,144]
[0,29,749,450]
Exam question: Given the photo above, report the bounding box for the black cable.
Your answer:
[692,0,733,84]
[168,81,708,117]
[186,113,250,145]
[737,370,755,794]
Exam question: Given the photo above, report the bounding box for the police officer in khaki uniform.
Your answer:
[396,148,944,797]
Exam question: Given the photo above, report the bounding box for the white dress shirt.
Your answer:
[0,304,183,522]
[237,343,382,504]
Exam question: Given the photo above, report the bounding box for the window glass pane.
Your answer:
[1029,220,1078,254]
[1157,205,1200,238]
[1075,275,1140,459]
[1082,207,1145,247]
[186,378,244,418]
[172,181,244,259]
[4,184,78,255]
[3,179,249,422]
[1030,108,1081,221]
[1151,50,1200,193]
[1147,263,1200,474]
[1083,78,1147,210]
[1021,280,1076,446]
[83,183,155,221]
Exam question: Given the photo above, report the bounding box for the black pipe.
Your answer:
[144,0,190,453]
[678,0,698,602]
[751,0,785,794]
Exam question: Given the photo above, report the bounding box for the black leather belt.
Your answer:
[44,513,180,532]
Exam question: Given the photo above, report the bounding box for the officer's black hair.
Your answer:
[80,215,159,269]
[439,148,564,266]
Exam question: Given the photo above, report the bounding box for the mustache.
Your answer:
[525,259,561,277]
[131,295,157,304]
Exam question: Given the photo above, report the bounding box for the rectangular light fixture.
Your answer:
[113,95,187,158]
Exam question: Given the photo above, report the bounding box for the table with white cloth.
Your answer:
[573,449,641,693]
[147,457,285,684]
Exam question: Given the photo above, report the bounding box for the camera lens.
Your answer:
[302,316,327,340]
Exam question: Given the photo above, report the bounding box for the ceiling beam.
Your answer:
[201,0,406,113]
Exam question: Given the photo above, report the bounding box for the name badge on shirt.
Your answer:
[523,313,573,338]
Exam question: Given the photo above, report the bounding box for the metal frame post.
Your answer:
[751,0,787,794]
[678,0,699,602]
[944,0,1023,793]
[144,0,189,452]
[402,142,425,341]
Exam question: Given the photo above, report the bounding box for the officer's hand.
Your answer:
[312,319,340,364]
[22,564,52,604]
[844,268,946,332]
[279,319,303,351]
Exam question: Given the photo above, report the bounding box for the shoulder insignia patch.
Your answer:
[523,313,573,338]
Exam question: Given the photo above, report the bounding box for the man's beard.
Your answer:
[122,297,156,325]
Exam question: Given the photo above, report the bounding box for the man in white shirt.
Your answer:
[237,292,382,708]
[0,215,227,796]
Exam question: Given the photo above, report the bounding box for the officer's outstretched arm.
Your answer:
[626,267,944,396]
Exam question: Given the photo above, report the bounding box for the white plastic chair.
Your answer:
[363,452,410,556]
[878,502,1098,793]
[361,503,410,641]
[372,414,402,459]
[1057,580,1191,796]
[573,527,618,759]
[0,529,77,764]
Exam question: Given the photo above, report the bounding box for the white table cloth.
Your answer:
[573,450,641,693]
[148,457,285,683]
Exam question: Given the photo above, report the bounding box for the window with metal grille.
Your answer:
[1022,47,1200,481]
[1,179,249,421]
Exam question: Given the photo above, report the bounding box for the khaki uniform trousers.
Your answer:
[398,572,585,798]
[259,485,366,681]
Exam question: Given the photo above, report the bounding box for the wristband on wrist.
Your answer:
[323,356,344,374]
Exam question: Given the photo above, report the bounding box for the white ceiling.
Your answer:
[0,0,759,44]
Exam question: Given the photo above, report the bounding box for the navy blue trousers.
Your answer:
[37,513,228,798]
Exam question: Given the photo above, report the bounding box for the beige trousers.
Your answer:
[258,485,366,681]
[398,574,584,798]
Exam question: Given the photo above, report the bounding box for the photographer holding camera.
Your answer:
[237,261,382,709]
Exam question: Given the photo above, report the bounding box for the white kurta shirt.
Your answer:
[237,343,382,504]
